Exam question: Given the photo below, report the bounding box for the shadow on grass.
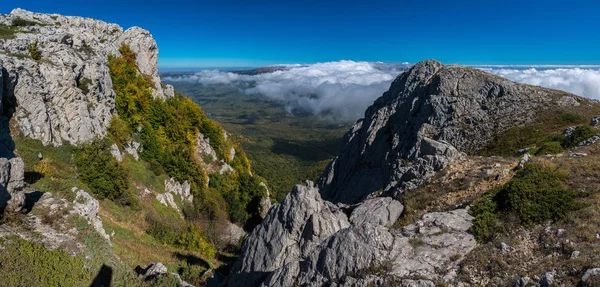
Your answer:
[89,264,112,287]
[175,252,212,269]
[271,137,340,162]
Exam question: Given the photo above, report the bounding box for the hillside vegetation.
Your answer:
[163,80,349,201]
[1,43,268,286]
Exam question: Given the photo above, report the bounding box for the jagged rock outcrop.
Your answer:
[229,181,475,286]
[318,60,569,204]
[228,60,597,286]
[140,262,195,287]
[71,187,110,242]
[0,8,174,146]
[0,157,25,212]
[227,181,350,287]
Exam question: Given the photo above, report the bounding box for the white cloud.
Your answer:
[164,61,409,122]
[479,67,600,100]
[164,63,600,123]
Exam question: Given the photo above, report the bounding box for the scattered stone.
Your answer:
[540,270,556,287]
[0,157,25,212]
[499,242,512,253]
[571,250,580,258]
[516,153,530,170]
[110,143,123,162]
[124,141,141,160]
[515,147,533,157]
[569,152,588,157]
[590,116,600,126]
[581,268,600,286]
[577,135,600,147]
[516,276,531,287]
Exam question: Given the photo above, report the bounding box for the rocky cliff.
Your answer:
[0,8,174,146]
[318,60,581,204]
[227,60,600,286]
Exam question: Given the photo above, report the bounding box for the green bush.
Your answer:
[534,141,564,156]
[74,140,133,205]
[147,221,178,245]
[470,163,584,242]
[0,238,89,286]
[77,77,92,94]
[0,24,17,39]
[12,17,39,27]
[28,40,41,61]
[210,172,266,224]
[567,125,596,147]
[107,115,131,146]
[176,225,216,258]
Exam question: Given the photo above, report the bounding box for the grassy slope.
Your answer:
[10,136,212,286]
[164,82,350,201]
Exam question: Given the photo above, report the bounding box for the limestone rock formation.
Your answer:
[71,187,110,242]
[0,157,25,212]
[0,8,174,146]
[318,60,564,204]
[228,60,595,286]
[227,181,350,287]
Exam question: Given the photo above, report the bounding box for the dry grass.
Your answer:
[393,156,516,228]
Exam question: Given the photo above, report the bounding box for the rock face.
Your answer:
[228,181,475,286]
[0,157,25,212]
[0,8,174,146]
[228,60,591,286]
[227,181,350,287]
[318,60,561,204]
[71,187,110,242]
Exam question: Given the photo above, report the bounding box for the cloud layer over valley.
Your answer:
[164,62,600,123]
[480,66,600,100]
[164,61,408,122]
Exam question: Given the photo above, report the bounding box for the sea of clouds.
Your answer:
[164,61,409,122]
[164,62,600,123]
[478,66,600,101]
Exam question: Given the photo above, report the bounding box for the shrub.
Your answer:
[107,115,130,146]
[28,40,41,61]
[77,77,92,94]
[567,125,596,147]
[11,17,39,27]
[147,221,178,245]
[33,159,57,178]
[176,225,216,258]
[470,163,585,242]
[74,140,133,205]
[534,141,564,156]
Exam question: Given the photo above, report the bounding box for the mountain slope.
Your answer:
[227,60,600,286]
[0,9,269,286]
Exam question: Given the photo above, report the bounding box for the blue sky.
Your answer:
[4,0,600,68]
